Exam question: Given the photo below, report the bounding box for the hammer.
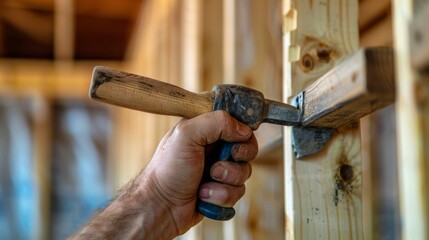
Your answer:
[90,66,301,221]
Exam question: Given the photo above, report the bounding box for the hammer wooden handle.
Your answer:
[90,66,214,117]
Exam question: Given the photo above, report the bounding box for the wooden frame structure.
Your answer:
[1,0,428,239]
[283,1,363,239]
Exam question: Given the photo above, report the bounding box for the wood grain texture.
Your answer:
[283,0,363,239]
[358,0,391,30]
[115,0,183,189]
[302,47,395,128]
[224,0,285,239]
[90,66,213,119]
[393,0,429,239]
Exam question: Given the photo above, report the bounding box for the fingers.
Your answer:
[210,161,252,186]
[173,111,253,146]
[231,134,258,162]
[198,183,246,207]
[197,161,252,207]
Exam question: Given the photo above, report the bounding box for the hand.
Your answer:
[144,110,258,234]
[72,111,258,239]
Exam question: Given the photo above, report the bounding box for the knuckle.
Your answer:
[213,111,231,128]
[221,185,245,205]
[236,164,251,185]
[173,121,191,137]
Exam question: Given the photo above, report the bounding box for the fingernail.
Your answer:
[236,124,250,136]
[199,186,213,199]
[212,165,228,181]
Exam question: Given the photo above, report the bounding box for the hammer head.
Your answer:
[212,85,301,130]
[212,85,265,130]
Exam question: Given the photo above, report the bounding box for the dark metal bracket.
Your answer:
[291,92,335,159]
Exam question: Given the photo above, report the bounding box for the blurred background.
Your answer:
[0,0,396,239]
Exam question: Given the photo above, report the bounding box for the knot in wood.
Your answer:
[339,164,354,182]
[301,54,314,72]
[316,45,332,61]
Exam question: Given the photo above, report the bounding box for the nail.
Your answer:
[199,186,213,199]
[212,165,228,181]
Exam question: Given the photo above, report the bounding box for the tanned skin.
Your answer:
[70,111,258,239]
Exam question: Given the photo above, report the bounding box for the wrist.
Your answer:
[73,169,180,240]
[117,171,180,239]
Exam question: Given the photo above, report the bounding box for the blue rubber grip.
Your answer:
[196,141,236,220]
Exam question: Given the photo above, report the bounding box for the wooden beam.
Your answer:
[360,14,393,47]
[0,8,53,44]
[393,0,429,239]
[301,47,395,128]
[358,0,391,30]
[0,59,122,98]
[54,0,74,59]
[222,0,285,239]
[283,0,362,239]
[33,98,52,240]
[180,1,203,238]
[75,0,142,20]
[360,105,401,239]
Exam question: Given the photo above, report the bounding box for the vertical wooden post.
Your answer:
[393,0,429,239]
[117,0,183,187]
[223,0,285,239]
[33,98,51,240]
[282,0,362,239]
[54,0,74,59]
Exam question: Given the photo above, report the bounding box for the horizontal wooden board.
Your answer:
[301,47,395,128]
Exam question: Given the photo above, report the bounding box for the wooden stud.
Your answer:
[393,0,429,239]
[358,0,391,30]
[283,1,362,239]
[32,98,52,240]
[180,1,203,238]
[360,14,393,47]
[54,0,74,59]
[228,0,285,239]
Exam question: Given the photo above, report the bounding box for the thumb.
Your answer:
[175,110,252,146]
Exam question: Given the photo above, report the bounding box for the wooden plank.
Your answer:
[410,4,429,71]
[0,59,122,98]
[201,0,223,91]
[393,0,429,239]
[179,1,204,239]
[301,48,395,128]
[283,0,362,239]
[360,14,393,47]
[32,97,52,240]
[54,0,74,59]
[361,106,401,239]
[115,0,183,188]
[0,7,53,44]
[230,0,285,239]
[222,1,239,238]
[358,0,391,30]
[75,0,142,20]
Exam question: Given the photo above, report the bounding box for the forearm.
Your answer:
[70,172,179,240]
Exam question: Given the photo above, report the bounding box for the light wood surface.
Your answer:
[302,47,395,128]
[283,0,363,239]
[90,66,214,119]
[393,0,429,239]
[0,59,121,98]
